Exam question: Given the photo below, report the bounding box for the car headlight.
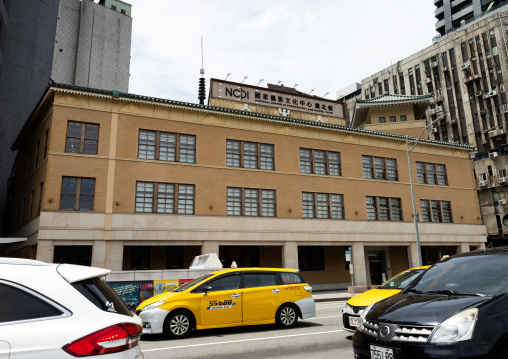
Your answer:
[358,304,374,329]
[140,300,165,312]
[429,308,478,343]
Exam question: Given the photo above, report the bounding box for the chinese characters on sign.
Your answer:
[210,79,343,118]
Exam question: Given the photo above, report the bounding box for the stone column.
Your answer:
[36,240,54,263]
[282,241,298,269]
[351,242,367,288]
[107,241,124,271]
[91,240,107,268]
[458,243,470,254]
[201,241,219,255]
[408,242,421,267]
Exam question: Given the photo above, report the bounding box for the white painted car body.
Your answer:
[0,258,144,359]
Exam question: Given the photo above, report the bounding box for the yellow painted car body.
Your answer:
[342,266,430,332]
[136,267,315,338]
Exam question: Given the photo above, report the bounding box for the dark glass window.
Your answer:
[0,283,63,323]
[65,121,99,155]
[243,273,278,288]
[219,246,259,268]
[60,177,95,211]
[298,246,324,271]
[54,246,92,266]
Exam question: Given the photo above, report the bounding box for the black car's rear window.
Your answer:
[72,277,133,316]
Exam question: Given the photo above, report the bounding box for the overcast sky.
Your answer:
[126,1,438,103]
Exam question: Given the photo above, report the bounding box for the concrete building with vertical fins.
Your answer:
[0,0,132,233]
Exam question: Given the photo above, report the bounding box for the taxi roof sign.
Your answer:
[189,253,223,270]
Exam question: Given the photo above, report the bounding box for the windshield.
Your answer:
[410,253,508,296]
[172,274,213,292]
[378,269,425,290]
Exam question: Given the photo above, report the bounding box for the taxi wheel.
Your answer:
[164,310,193,339]
[276,304,298,328]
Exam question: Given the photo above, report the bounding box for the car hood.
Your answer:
[137,291,182,310]
[348,288,401,307]
[369,293,492,326]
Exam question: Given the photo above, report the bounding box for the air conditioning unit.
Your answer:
[475,91,482,96]
[461,61,470,70]
[480,110,486,115]
[500,84,505,93]
[490,151,499,158]
[429,109,436,115]
[450,119,457,125]
[448,85,453,90]
[499,177,507,184]
[479,179,489,187]
[432,127,438,133]
[484,93,492,99]
[426,78,432,84]
[436,106,444,112]
[436,113,446,120]
[431,61,438,68]
[471,57,477,62]
[503,104,508,113]
[443,66,449,72]
[499,198,507,205]
[490,90,498,96]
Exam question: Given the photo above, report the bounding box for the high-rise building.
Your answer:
[0,0,132,233]
[435,0,508,36]
[345,5,508,247]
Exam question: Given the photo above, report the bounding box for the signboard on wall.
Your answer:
[209,79,344,118]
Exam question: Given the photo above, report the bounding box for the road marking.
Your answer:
[142,329,346,352]
[307,315,340,320]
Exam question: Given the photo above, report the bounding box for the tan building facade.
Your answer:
[5,83,486,291]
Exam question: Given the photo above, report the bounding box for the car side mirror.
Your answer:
[201,286,212,296]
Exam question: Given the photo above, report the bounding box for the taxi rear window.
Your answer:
[280,272,305,284]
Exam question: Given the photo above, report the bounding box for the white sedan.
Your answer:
[0,257,144,358]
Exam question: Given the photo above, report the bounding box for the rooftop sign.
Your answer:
[210,79,344,118]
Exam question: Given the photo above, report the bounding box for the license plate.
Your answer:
[370,345,394,359]
[349,317,359,327]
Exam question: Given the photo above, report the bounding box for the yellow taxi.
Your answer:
[136,267,315,338]
[342,265,430,332]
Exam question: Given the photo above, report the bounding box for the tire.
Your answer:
[496,345,508,359]
[276,304,299,328]
[164,310,194,339]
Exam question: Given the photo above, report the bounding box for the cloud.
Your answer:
[126,0,437,103]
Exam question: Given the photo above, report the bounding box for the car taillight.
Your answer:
[63,323,142,357]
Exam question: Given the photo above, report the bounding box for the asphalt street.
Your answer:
[139,301,354,359]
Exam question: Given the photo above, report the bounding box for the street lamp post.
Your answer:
[406,118,441,267]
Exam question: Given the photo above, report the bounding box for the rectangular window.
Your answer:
[135,182,195,214]
[37,182,44,216]
[138,130,196,163]
[400,115,407,122]
[43,129,49,159]
[60,177,95,211]
[389,116,396,122]
[302,192,344,219]
[227,188,276,217]
[416,162,448,185]
[366,196,402,221]
[420,200,452,222]
[226,140,274,170]
[298,246,325,271]
[379,117,386,123]
[362,155,398,181]
[65,121,99,155]
[34,141,40,169]
[299,148,341,176]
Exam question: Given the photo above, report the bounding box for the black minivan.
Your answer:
[352,247,508,359]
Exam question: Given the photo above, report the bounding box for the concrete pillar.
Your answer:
[351,242,367,287]
[408,242,421,268]
[107,241,124,271]
[201,241,219,255]
[91,240,106,268]
[36,240,54,263]
[282,241,298,269]
[459,243,470,254]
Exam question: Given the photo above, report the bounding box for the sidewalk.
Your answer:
[312,289,353,302]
